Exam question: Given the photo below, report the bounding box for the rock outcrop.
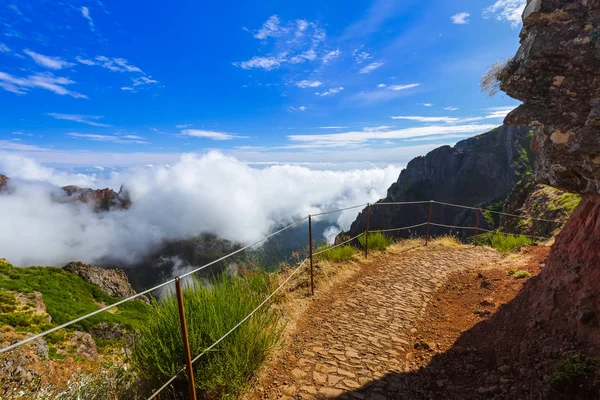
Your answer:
[343,125,534,240]
[63,261,137,299]
[0,174,7,191]
[60,185,131,211]
[501,175,581,237]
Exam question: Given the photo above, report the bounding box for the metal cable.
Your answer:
[312,232,365,256]
[431,201,568,223]
[429,222,477,230]
[0,215,309,355]
[311,204,368,217]
[368,222,428,233]
[146,368,185,400]
[372,200,431,206]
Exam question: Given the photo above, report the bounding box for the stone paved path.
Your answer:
[247,242,502,400]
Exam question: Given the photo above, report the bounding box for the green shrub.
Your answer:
[549,354,598,396]
[472,231,533,255]
[359,232,393,251]
[132,273,282,399]
[315,244,357,263]
[512,270,531,279]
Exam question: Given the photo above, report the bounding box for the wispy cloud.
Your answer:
[359,61,384,74]
[176,124,193,129]
[391,116,462,123]
[353,48,372,64]
[121,87,136,92]
[287,124,499,147]
[483,0,525,28]
[0,44,10,53]
[315,86,344,97]
[181,129,249,141]
[288,105,307,112]
[319,126,348,129]
[67,133,149,144]
[451,12,471,24]
[322,49,341,63]
[23,50,74,70]
[421,103,433,107]
[132,76,158,86]
[0,140,47,152]
[81,6,94,31]
[445,106,459,111]
[390,107,516,124]
[0,71,87,98]
[484,105,517,118]
[296,80,322,88]
[77,55,144,73]
[235,16,326,71]
[47,113,111,127]
[389,84,420,91]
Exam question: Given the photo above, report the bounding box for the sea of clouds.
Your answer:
[0,151,401,267]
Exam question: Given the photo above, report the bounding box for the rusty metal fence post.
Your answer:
[425,200,433,246]
[365,203,370,258]
[175,277,197,400]
[308,215,314,296]
[474,208,480,246]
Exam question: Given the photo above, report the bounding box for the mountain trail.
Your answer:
[245,239,511,399]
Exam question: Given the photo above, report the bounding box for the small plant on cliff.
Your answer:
[481,58,516,97]
[315,243,358,263]
[359,232,393,251]
[510,270,531,279]
[548,354,599,398]
[132,272,281,399]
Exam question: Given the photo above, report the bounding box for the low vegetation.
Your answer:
[315,243,357,263]
[132,272,282,399]
[472,231,533,255]
[548,354,599,398]
[359,232,393,251]
[0,259,150,335]
[507,269,532,279]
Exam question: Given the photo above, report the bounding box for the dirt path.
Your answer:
[246,240,503,399]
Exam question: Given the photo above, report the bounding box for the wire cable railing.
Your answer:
[0,199,571,399]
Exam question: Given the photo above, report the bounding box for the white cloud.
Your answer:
[0,71,87,98]
[483,0,525,28]
[132,76,158,86]
[176,124,192,128]
[319,126,348,129]
[422,103,433,107]
[363,125,394,132]
[0,140,47,152]
[0,152,402,267]
[484,105,518,118]
[389,84,420,91]
[252,15,285,39]
[296,80,322,88]
[288,105,308,112]
[287,124,498,146]
[353,48,372,64]
[315,86,344,97]
[80,56,145,73]
[23,49,74,70]
[81,6,94,30]
[322,49,341,63]
[377,83,386,88]
[121,87,136,92]
[359,61,384,74]
[181,129,249,141]
[67,133,149,144]
[47,113,111,127]
[295,19,309,37]
[391,116,461,123]
[0,43,10,52]
[234,53,288,71]
[298,106,307,111]
[289,49,317,64]
[445,106,459,111]
[451,12,471,24]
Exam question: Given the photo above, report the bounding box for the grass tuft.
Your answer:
[359,232,393,251]
[549,354,598,396]
[315,244,357,263]
[131,272,282,399]
[472,231,533,255]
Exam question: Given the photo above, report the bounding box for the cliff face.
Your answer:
[458,0,600,388]
[60,185,131,211]
[344,125,534,239]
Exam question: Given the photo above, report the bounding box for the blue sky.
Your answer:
[0,0,525,169]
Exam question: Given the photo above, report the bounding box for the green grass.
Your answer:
[483,198,505,228]
[507,269,532,279]
[131,272,282,399]
[315,244,357,262]
[359,232,393,251]
[472,231,533,255]
[0,259,151,334]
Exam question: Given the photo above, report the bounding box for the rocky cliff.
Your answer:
[455,0,600,395]
[343,125,535,240]
[0,174,7,191]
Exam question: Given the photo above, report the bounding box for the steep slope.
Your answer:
[343,125,535,239]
